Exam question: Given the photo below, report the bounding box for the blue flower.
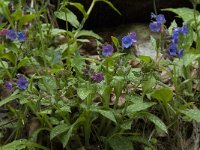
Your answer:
[172,29,180,44]
[92,72,104,83]
[156,14,166,24]
[169,43,177,56]
[102,44,114,57]
[180,25,188,35]
[149,22,161,32]
[129,32,137,43]
[17,77,28,90]
[4,82,12,91]
[178,49,184,58]
[6,29,17,41]
[17,32,26,42]
[122,35,133,48]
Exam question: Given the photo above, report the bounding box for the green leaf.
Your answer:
[181,53,200,67]
[0,60,8,69]
[111,36,120,48]
[77,82,96,100]
[128,136,155,149]
[97,0,121,15]
[61,116,85,148]
[51,28,66,36]
[142,76,156,94]
[71,56,85,73]
[144,112,168,133]
[50,124,70,140]
[139,55,151,63]
[1,139,48,150]
[0,90,19,107]
[19,14,36,28]
[11,9,22,21]
[168,20,178,35]
[108,136,133,150]
[17,57,29,68]
[181,109,200,122]
[1,52,16,65]
[69,2,87,17]
[162,8,198,22]
[93,109,117,124]
[54,8,80,28]
[76,30,102,40]
[126,102,156,114]
[111,76,125,98]
[151,87,173,102]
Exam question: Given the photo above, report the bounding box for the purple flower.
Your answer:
[149,22,161,32]
[129,32,137,43]
[156,14,166,24]
[122,35,133,48]
[92,72,104,83]
[17,77,28,90]
[172,29,180,44]
[178,49,184,58]
[169,43,177,56]
[6,29,17,41]
[102,44,114,57]
[0,29,8,36]
[17,32,26,42]
[180,25,188,35]
[4,82,12,91]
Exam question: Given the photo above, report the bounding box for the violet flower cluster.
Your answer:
[102,44,114,57]
[169,25,188,57]
[149,13,166,32]
[0,29,26,42]
[92,72,104,83]
[4,77,28,91]
[122,32,137,48]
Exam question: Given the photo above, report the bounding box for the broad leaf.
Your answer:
[151,87,173,102]
[19,14,36,28]
[144,112,168,133]
[76,30,102,40]
[181,109,200,122]
[108,136,133,150]
[50,124,70,140]
[54,8,80,28]
[126,102,156,114]
[1,139,48,150]
[162,8,198,22]
[93,109,117,124]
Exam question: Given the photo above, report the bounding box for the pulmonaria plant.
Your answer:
[122,32,137,48]
[169,25,188,57]
[149,13,166,32]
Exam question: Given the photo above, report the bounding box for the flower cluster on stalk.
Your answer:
[92,72,104,83]
[169,25,188,57]
[102,44,114,57]
[0,29,26,42]
[149,13,166,32]
[4,76,28,91]
[122,32,137,48]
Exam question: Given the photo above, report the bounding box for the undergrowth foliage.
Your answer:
[1,0,200,150]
